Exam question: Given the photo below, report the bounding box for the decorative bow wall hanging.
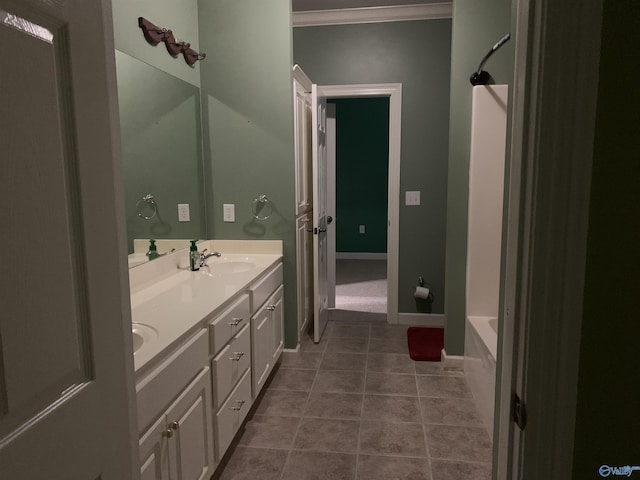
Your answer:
[138,17,206,66]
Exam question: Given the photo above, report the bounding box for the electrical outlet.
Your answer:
[359,225,365,234]
[177,203,190,222]
[405,191,421,206]
[223,203,235,222]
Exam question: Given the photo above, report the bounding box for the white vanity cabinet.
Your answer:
[132,247,284,478]
[249,264,284,396]
[208,294,253,460]
[136,329,215,480]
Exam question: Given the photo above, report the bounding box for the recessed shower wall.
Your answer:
[464,85,508,439]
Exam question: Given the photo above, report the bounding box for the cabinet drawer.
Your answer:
[209,294,250,355]
[211,323,251,409]
[248,263,283,312]
[215,368,252,460]
[136,329,208,434]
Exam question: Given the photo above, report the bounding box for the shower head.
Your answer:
[470,33,511,86]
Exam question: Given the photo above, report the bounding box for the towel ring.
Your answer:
[136,193,158,220]
[252,194,272,220]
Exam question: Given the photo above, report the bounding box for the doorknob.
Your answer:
[317,228,327,233]
[327,216,333,224]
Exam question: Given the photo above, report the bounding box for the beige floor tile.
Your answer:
[281,451,356,480]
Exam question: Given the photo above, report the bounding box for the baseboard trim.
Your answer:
[397,312,444,327]
[283,345,300,353]
[336,252,387,260]
[441,349,464,369]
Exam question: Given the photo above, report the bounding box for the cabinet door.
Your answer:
[269,286,285,363]
[166,367,215,480]
[139,415,170,480]
[251,307,272,396]
[294,78,312,215]
[296,215,312,339]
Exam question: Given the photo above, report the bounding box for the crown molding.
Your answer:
[292,3,452,27]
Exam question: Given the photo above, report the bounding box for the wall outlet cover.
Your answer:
[177,203,190,222]
[223,203,235,222]
[405,191,421,206]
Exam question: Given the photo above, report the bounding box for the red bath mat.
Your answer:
[407,327,444,361]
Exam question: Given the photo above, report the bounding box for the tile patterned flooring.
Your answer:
[213,316,492,480]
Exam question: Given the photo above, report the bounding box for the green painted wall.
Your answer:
[571,1,640,476]
[198,0,298,347]
[444,0,513,354]
[294,20,452,314]
[331,98,389,254]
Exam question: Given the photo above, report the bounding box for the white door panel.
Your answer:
[312,84,329,343]
[0,0,136,478]
[326,104,337,308]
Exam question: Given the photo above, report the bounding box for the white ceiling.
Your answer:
[292,0,444,11]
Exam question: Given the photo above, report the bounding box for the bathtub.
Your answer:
[464,315,498,439]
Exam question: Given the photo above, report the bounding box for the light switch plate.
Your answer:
[223,203,235,222]
[177,203,190,222]
[405,191,421,206]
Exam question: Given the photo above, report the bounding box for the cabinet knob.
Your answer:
[266,305,276,311]
[228,317,243,326]
[164,429,174,438]
[169,421,179,430]
[229,351,245,361]
[231,399,246,411]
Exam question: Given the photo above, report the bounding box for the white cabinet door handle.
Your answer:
[228,351,244,361]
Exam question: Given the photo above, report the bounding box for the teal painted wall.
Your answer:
[444,0,513,354]
[294,20,452,314]
[198,0,298,347]
[571,1,640,476]
[331,98,389,254]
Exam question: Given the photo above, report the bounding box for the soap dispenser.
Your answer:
[147,239,159,260]
[189,240,200,271]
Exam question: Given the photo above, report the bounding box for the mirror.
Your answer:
[114,50,206,261]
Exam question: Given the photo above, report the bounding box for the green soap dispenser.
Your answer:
[147,239,159,260]
[189,240,200,271]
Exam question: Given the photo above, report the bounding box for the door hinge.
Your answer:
[513,393,527,430]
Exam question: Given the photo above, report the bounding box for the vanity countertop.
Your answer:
[130,240,282,374]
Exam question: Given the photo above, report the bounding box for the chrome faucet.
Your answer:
[199,249,221,267]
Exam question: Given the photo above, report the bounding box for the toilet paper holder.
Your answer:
[414,276,434,303]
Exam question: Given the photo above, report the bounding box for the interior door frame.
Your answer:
[320,84,401,325]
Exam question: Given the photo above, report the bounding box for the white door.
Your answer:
[326,103,337,308]
[0,0,137,478]
[312,84,329,343]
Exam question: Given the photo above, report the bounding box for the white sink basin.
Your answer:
[204,261,256,275]
[132,323,158,354]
